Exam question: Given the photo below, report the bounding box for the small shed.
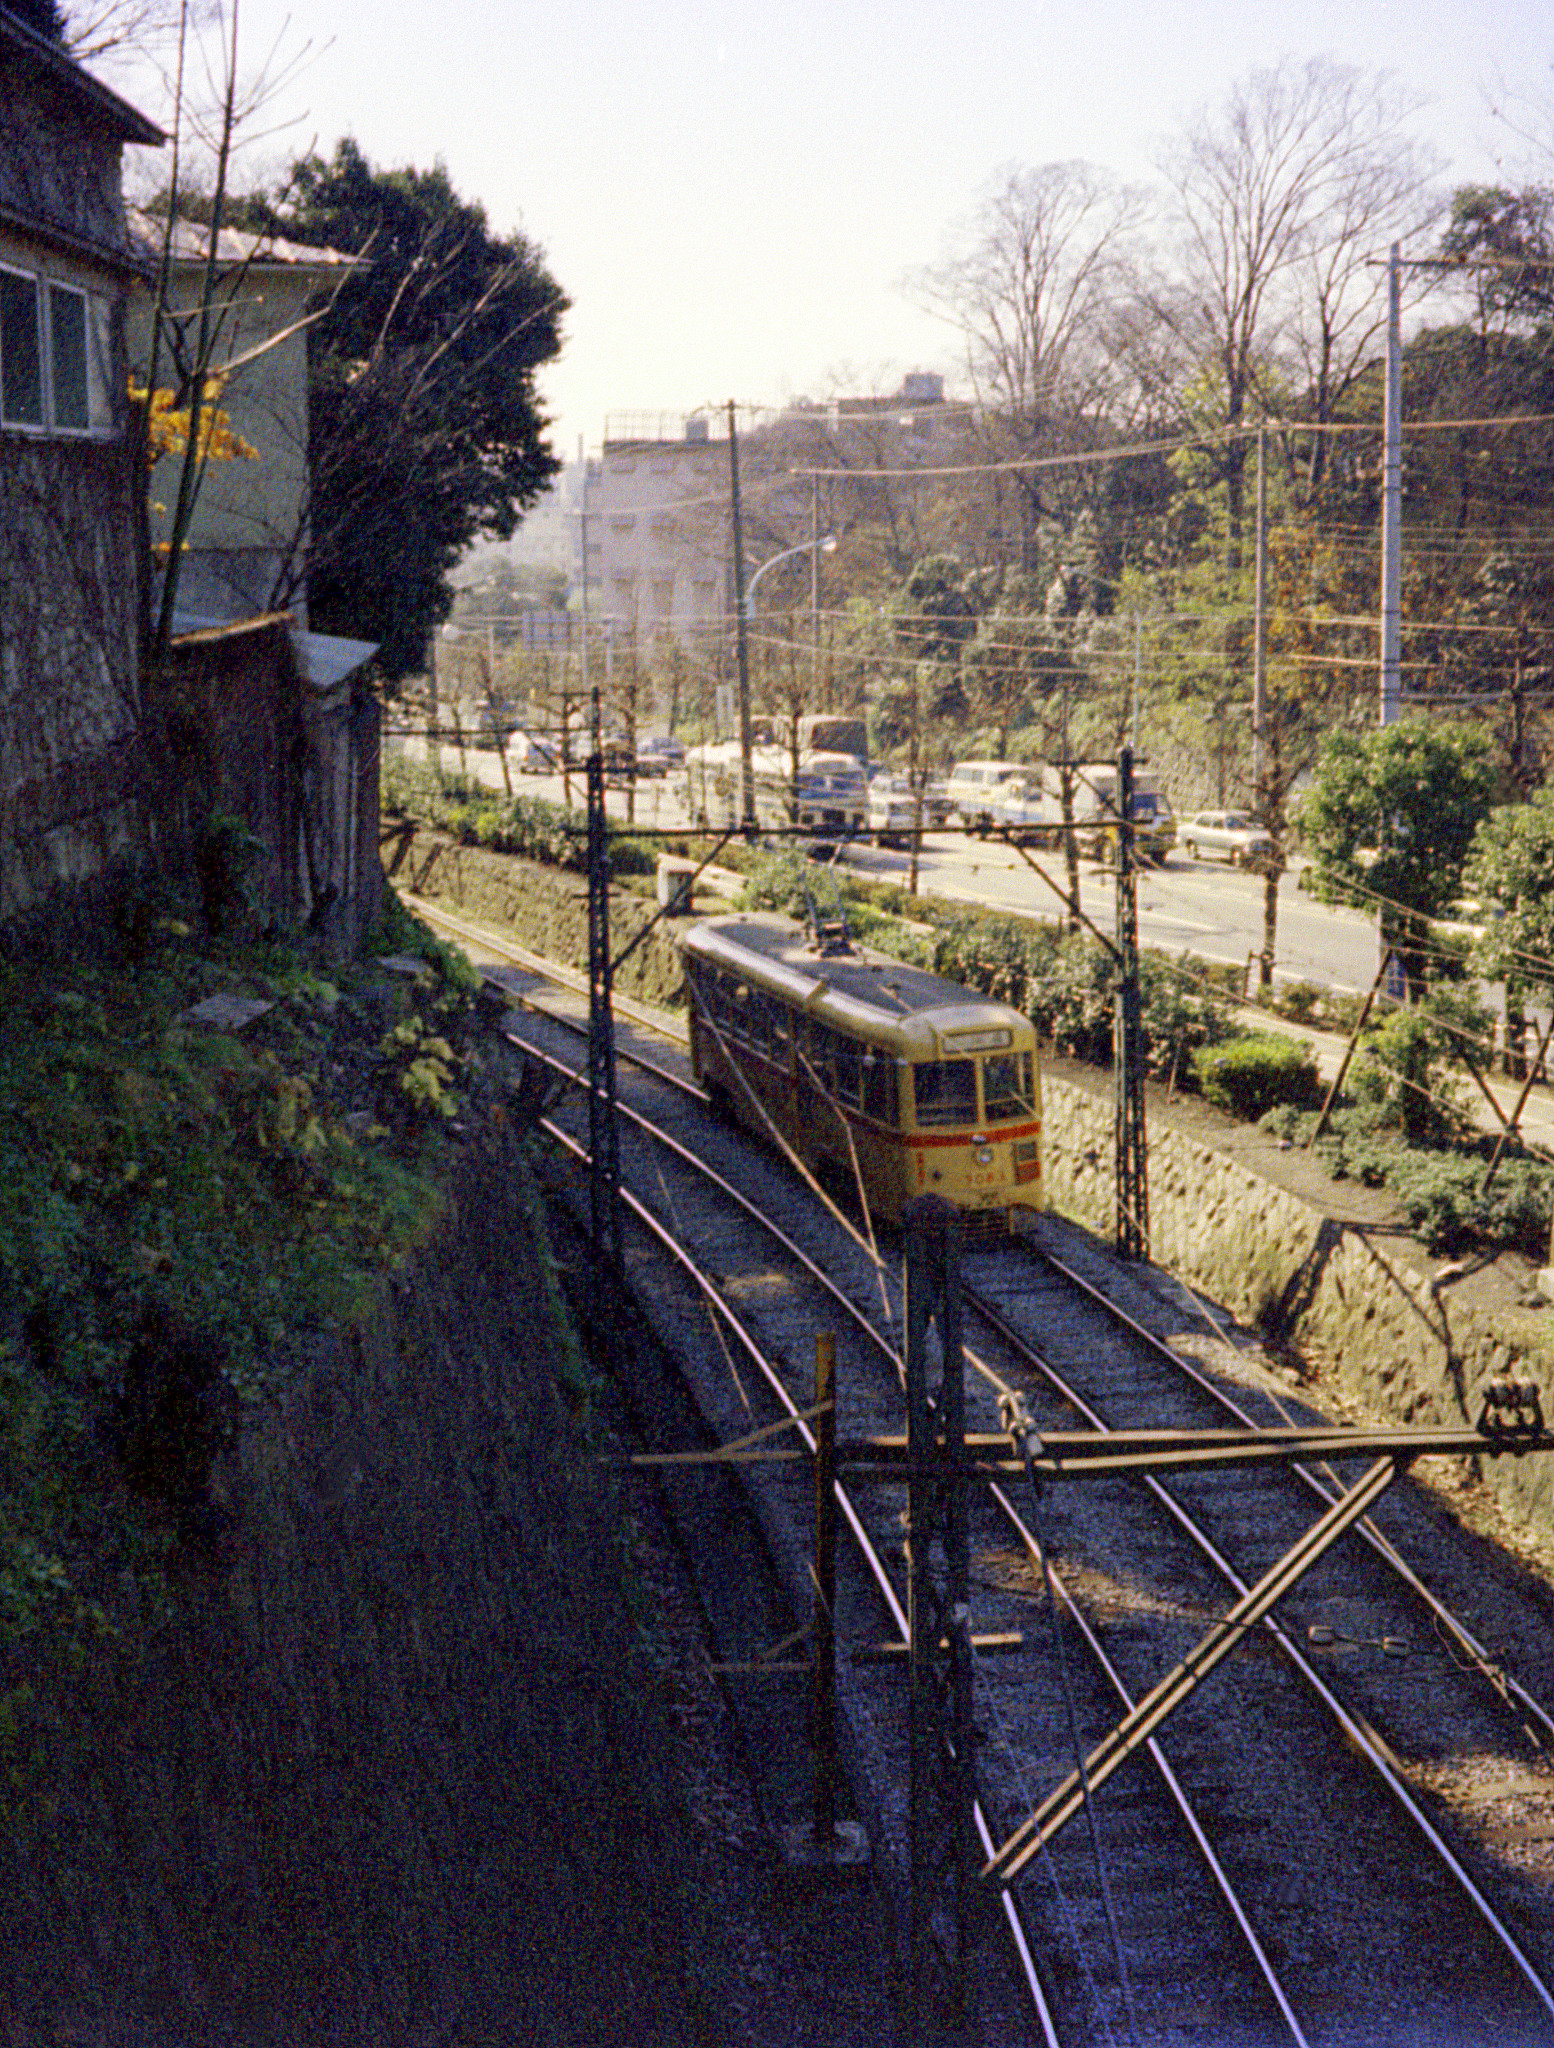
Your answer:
[159,613,382,959]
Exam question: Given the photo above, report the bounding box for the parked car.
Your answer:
[636,735,686,777]
[945,759,1028,831]
[1179,811,1274,867]
[987,775,1051,841]
[511,730,557,773]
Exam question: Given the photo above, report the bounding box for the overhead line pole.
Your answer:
[728,399,755,830]
[1252,426,1267,807]
[1380,242,1403,731]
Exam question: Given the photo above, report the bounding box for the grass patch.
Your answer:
[0,893,499,1667]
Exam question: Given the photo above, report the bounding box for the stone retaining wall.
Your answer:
[0,1137,712,2045]
[1042,1069,1554,1539]
[385,828,687,1010]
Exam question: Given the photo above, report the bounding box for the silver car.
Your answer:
[987,775,1051,842]
[1180,811,1274,866]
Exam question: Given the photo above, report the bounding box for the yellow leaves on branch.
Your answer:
[130,377,259,466]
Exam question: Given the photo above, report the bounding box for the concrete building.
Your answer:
[584,411,732,656]
[584,375,971,658]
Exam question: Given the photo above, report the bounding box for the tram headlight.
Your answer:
[974,1146,994,1166]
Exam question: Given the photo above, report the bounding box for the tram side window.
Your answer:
[862,1048,897,1125]
[754,991,791,1063]
[834,1039,862,1110]
[914,1059,977,1127]
[982,1051,1035,1122]
[728,979,754,1047]
[688,962,712,1025]
[803,1021,837,1094]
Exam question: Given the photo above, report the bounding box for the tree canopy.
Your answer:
[1299,720,1497,981]
[251,139,567,677]
[1464,788,1554,999]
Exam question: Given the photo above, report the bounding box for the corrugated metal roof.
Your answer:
[127,208,357,272]
[171,611,377,692]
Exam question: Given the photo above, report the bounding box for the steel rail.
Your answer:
[1031,1243,1554,1752]
[427,897,1554,1737]
[536,1112,1059,2046]
[514,1023,1304,2039]
[965,1282,1554,2024]
[452,922,1554,2027]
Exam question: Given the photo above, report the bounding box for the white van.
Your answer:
[945,759,1028,831]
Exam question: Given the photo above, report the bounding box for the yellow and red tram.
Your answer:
[679,912,1043,1232]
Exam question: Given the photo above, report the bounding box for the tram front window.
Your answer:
[914,1059,977,1127]
[982,1052,1035,1123]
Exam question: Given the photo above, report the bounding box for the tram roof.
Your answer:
[681,913,1034,1050]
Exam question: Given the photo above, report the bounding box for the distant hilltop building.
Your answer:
[584,372,967,653]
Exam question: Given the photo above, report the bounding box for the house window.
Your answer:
[0,268,43,427]
[49,283,88,429]
[0,269,113,435]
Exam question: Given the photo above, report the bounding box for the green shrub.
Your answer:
[1195,1035,1321,1120]
[608,836,658,878]
[381,755,585,869]
[1139,953,1240,1086]
[1386,1152,1554,1257]
[739,849,837,918]
[1353,996,1486,1144]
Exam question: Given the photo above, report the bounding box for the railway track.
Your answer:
[417,900,1554,2044]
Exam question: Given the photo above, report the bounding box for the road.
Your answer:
[396,739,1554,1159]
[841,835,1383,999]
[400,738,1381,997]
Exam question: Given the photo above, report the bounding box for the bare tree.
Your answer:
[1153,56,1438,557]
[909,161,1147,567]
[1290,108,1443,489]
[59,0,183,63]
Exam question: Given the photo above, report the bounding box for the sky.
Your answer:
[99,0,1553,462]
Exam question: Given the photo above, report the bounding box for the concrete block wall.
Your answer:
[390,830,687,1010]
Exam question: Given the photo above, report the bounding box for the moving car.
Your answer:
[1044,762,1176,865]
[682,740,868,836]
[510,730,557,773]
[866,773,953,844]
[1180,811,1274,867]
[867,774,923,846]
[636,735,686,777]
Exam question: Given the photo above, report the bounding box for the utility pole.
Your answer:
[810,475,822,712]
[1131,613,1142,755]
[1252,426,1267,810]
[1379,247,1405,997]
[903,1198,976,2035]
[728,399,754,829]
[1380,242,1402,731]
[1114,746,1148,1260]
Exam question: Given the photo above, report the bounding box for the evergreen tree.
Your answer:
[250,139,567,678]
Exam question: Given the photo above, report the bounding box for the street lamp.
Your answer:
[736,534,837,828]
